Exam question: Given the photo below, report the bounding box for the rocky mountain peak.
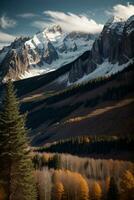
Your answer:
[0,24,94,82]
[68,15,134,83]
[44,24,63,34]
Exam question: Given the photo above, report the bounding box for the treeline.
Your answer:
[36,135,134,156]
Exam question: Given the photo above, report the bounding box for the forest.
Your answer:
[33,153,134,200]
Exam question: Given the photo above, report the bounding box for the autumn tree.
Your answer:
[91,181,102,200]
[51,170,89,200]
[79,176,89,200]
[105,176,110,193]
[36,169,52,200]
[52,182,64,200]
[120,170,134,200]
[0,81,37,200]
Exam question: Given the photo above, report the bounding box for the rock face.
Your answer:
[0,25,94,83]
[0,37,30,82]
[68,15,134,83]
[92,15,134,65]
[43,41,59,64]
[68,59,84,82]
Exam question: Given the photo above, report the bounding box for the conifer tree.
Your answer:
[107,177,119,200]
[0,81,37,200]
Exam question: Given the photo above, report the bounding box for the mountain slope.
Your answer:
[0,62,133,145]
[21,64,134,145]
[1,64,133,145]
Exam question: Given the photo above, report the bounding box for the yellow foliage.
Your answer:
[52,170,89,200]
[120,170,134,200]
[53,182,64,200]
[105,176,110,193]
[79,176,89,200]
[92,181,102,200]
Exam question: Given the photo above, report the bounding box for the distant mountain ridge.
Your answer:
[0,25,95,82]
[0,15,133,85]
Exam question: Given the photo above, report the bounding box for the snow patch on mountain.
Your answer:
[20,67,55,79]
[68,59,134,85]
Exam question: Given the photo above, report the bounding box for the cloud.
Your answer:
[18,13,38,18]
[0,31,16,49]
[106,3,134,20]
[0,14,17,29]
[32,11,103,34]
[32,20,52,29]
[0,31,16,42]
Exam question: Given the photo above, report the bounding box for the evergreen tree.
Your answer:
[107,177,119,200]
[0,81,37,200]
[49,154,61,169]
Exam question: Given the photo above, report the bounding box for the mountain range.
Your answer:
[0,15,133,85]
[0,15,134,145]
[0,25,95,82]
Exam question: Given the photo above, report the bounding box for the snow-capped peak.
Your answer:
[103,16,126,35]
[43,25,64,43]
[21,24,95,79]
[105,16,125,27]
[44,24,63,34]
[125,15,134,35]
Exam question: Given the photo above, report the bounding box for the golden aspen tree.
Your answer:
[105,176,110,193]
[92,181,102,200]
[52,170,61,183]
[120,170,134,200]
[52,182,64,200]
[79,175,89,200]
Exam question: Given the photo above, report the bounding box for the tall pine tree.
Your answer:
[0,81,37,200]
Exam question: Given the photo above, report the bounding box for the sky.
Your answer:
[0,0,134,49]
